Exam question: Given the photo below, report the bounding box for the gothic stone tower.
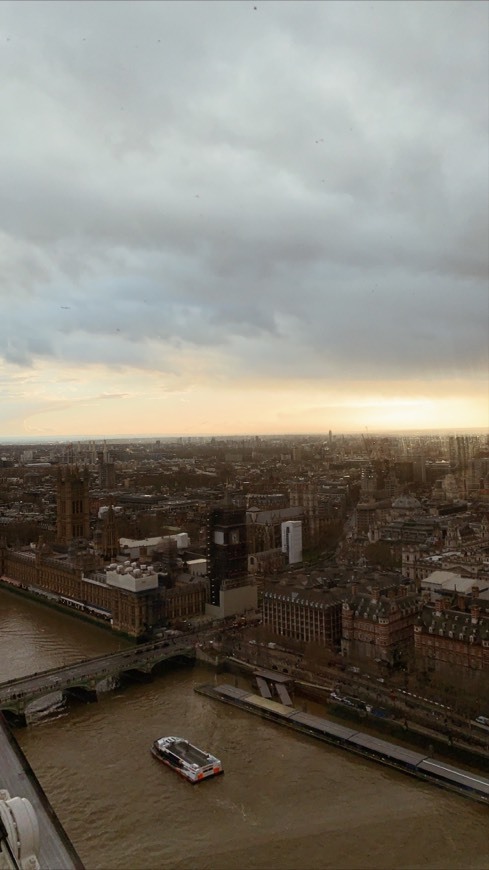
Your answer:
[100,504,119,561]
[206,502,248,607]
[289,482,320,545]
[56,465,90,546]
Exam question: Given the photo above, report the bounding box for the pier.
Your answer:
[254,668,294,706]
[196,682,489,806]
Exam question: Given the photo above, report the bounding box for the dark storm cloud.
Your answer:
[0,0,487,381]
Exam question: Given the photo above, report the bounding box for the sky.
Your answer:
[0,0,488,439]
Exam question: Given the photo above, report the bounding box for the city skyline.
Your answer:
[1,426,488,446]
[1,1,488,438]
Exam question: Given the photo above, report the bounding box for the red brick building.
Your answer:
[414,599,489,675]
[341,585,421,666]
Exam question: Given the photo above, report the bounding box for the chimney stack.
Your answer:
[457,594,466,612]
[471,605,480,625]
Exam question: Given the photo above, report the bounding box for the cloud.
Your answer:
[0,0,487,433]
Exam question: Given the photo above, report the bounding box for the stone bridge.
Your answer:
[0,637,196,725]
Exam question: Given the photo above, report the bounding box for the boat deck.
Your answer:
[169,740,211,767]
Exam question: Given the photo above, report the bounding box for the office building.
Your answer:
[281,520,303,565]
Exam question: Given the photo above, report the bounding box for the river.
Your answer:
[1,588,488,870]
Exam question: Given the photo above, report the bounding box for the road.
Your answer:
[221,639,489,760]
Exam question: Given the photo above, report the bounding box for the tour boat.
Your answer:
[151,736,223,783]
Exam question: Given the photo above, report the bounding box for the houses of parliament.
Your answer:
[0,465,207,638]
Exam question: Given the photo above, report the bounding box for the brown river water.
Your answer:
[1,588,488,870]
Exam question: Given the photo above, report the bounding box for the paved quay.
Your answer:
[0,714,84,870]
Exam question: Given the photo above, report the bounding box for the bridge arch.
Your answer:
[63,685,98,704]
[0,642,199,724]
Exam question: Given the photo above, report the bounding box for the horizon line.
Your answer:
[0,426,488,445]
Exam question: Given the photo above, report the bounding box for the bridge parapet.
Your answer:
[0,644,196,718]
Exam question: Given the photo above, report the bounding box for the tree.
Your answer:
[364,541,401,570]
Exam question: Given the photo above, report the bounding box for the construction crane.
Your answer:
[362,432,373,458]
